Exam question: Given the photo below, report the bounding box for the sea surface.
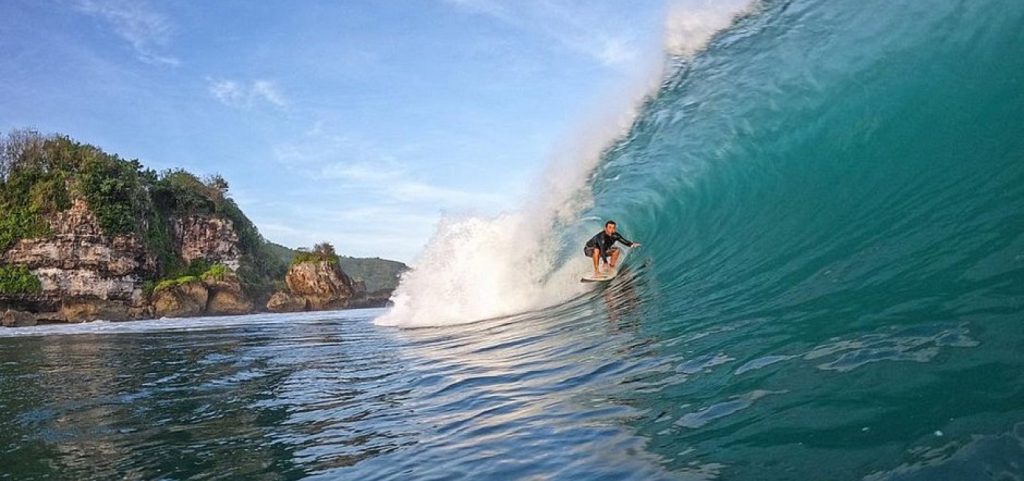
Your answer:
[3,0,1024,479]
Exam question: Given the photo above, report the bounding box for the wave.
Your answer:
[380,0,1024,329]
[377,0,757,327]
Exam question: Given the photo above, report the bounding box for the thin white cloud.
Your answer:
[444,0,642,68]
[252,81,287,107]
[273,125,507,212]
[208,78,287,109]
[320,161,408,183]
[73,0,179,66]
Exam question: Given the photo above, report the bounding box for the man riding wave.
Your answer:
[584,220,640,277]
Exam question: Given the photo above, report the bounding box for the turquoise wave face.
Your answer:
[572,0,1024,477]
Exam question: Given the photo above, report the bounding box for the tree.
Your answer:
[0,129,45,182]
[206,174,230,202]
[313,242,337,258]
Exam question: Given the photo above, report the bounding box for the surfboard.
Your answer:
[581,269,617,283]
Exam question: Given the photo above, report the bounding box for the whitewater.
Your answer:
[2,0,1023,480]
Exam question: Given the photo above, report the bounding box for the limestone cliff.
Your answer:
[1,200,256,322]
[0,132,294,325]
[2,200,153,321]
[172,216,242,271]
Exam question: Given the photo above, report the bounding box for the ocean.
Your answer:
[2,0,1023,479]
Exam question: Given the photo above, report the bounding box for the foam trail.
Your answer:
[376,0,754,327]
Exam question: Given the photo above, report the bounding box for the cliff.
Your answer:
[2,199,153,321]
[0,131,286,324]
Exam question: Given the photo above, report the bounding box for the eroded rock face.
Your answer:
[2,310,37,328]
[2,200,153,319]
[60,299,138,322]
[172,216,242,271]
[152,280,208,318]
[266,291,307,313]
[205,274,254,315]
[0,199,260,325]
[285,261,355,311]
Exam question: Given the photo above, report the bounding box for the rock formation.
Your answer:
[266,291,307,313]
[2,309,37,327]
[150,272,254,318]
[1,200,254,324]
[172,216,242,271]
[0,132,404,327]
[204,273,254,315]
[152,279,209,318]
[267,260,358,312]
[2,200,154,321]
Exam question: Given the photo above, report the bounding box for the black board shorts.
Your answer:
[584,246,618,258]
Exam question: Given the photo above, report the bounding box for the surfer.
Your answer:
[585,220,640,276]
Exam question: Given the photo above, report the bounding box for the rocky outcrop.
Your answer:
[266,291,307,313]
[152,279,208,318]
[60,299,148,322]
[204,274,254,315]
[2,309,37,328]
[150,273,254,318]
[172,216,242,271]
[267,260,357,312]
[2,200,154,319]
[287,260,356,310]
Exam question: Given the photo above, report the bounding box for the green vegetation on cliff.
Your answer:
[154,275,200,293]
[0,130,66,252]
[290,242,340,266]
[0,265,42,295]
[0,130,286,300]
[151,262,230,293]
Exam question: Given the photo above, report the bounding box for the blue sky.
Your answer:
[0,0,668,262]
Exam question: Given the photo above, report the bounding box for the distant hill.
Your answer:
[266,242,408,292]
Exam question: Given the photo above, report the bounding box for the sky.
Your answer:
[0,0,669,263]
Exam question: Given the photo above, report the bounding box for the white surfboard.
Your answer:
[581,269,618,283]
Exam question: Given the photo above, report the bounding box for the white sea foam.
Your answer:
[0,309,382,338]
[665,0,757,57]
[376,0,754,327]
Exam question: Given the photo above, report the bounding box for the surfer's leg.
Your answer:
[590,248,601,274]
[609,248,620,268]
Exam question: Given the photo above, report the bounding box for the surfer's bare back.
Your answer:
[584,220,640,276]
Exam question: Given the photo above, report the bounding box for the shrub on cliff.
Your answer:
[0,265,42,295]
[0,130,70,251]
[152,262,231,292]
[291,242,340,266]
[200,263,229,282]
[154,275,200,293]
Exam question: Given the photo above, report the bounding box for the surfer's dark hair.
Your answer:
[605,220,616,227]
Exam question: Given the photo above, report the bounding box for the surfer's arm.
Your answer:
[614,233,636,247]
